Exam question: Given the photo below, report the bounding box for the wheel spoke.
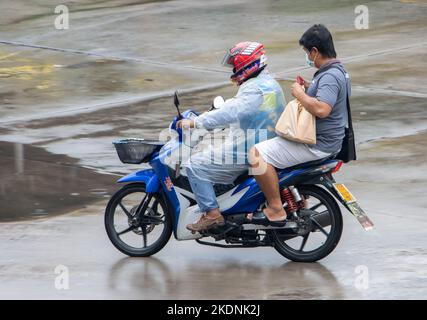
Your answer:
[119,201,133,219]
[309,202,323,211]
[142,226,147,248]
[141,215,164,224]
[310,209,329,219]
[141,199,163,224]
[136,194,151,216]
[310,217,329,237]
[299,233,310,252]
[117,225,135,236]
[151,200,159,212]
[312,209,329,216]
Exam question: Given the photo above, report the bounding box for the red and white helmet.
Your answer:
[222,42,267,85]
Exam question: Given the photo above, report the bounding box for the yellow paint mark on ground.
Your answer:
[0,65,54,79]
[0,52,20,61]
[400,0,427,3]
[36,83,50,90]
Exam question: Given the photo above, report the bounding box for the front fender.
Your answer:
[117,169,160,193]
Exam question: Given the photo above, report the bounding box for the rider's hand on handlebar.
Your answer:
[176,119,195,129]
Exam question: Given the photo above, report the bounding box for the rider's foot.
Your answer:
[186,213,225,233]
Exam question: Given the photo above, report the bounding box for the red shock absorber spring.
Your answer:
[281,188,298,213]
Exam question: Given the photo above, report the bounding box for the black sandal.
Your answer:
[248,210,287,227]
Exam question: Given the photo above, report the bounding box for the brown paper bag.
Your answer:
[275,99,316,145]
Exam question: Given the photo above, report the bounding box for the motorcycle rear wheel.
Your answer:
[271,185,343,262]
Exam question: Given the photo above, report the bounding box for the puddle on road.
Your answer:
[0,141,118,222]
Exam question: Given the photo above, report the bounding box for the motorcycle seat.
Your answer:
[232,154,337,185]
[283,155,336,171]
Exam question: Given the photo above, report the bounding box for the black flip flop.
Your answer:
[249,210,287,227]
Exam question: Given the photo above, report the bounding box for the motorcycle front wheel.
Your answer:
[105,183,172,257]
[270,185,343,263]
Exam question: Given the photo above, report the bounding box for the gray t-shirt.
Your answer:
[306,61,350,154]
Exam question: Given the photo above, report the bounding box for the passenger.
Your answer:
[249,24,351,224]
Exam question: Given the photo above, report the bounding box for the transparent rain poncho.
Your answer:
[168,70,286,185]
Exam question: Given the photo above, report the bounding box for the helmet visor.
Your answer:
[221,49,235,68]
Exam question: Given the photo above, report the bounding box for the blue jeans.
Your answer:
[186,167,219,213]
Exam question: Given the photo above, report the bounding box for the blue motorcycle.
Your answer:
[105,92,373,262]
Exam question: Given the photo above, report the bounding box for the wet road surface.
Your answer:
[0,0,426,299]
[0,141,117,221]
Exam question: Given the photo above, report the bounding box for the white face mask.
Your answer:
[305,50,318,68]
[305,53,314,68]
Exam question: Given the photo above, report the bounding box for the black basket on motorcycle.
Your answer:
[113,139,163,164]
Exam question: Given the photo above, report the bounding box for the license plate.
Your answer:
[333,183,356,203]
[333,183,374,231]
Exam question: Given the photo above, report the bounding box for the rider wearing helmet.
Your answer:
[177,42,285,232]
[225,41,268,85]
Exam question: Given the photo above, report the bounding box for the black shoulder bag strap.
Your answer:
[314,63,356,162]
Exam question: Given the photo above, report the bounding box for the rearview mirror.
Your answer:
[173,90,182,118]
[211,96,225,111]
[174,91,180,108]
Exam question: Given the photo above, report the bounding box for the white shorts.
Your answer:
[255,136,331,169]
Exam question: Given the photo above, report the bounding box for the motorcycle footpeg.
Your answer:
[246,211,266,225]
[199,221,239,236]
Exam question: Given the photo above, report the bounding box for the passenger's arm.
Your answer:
[291,74,340,119]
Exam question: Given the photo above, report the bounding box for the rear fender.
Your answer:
[302,173,352,211]
[117,169,160,193]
